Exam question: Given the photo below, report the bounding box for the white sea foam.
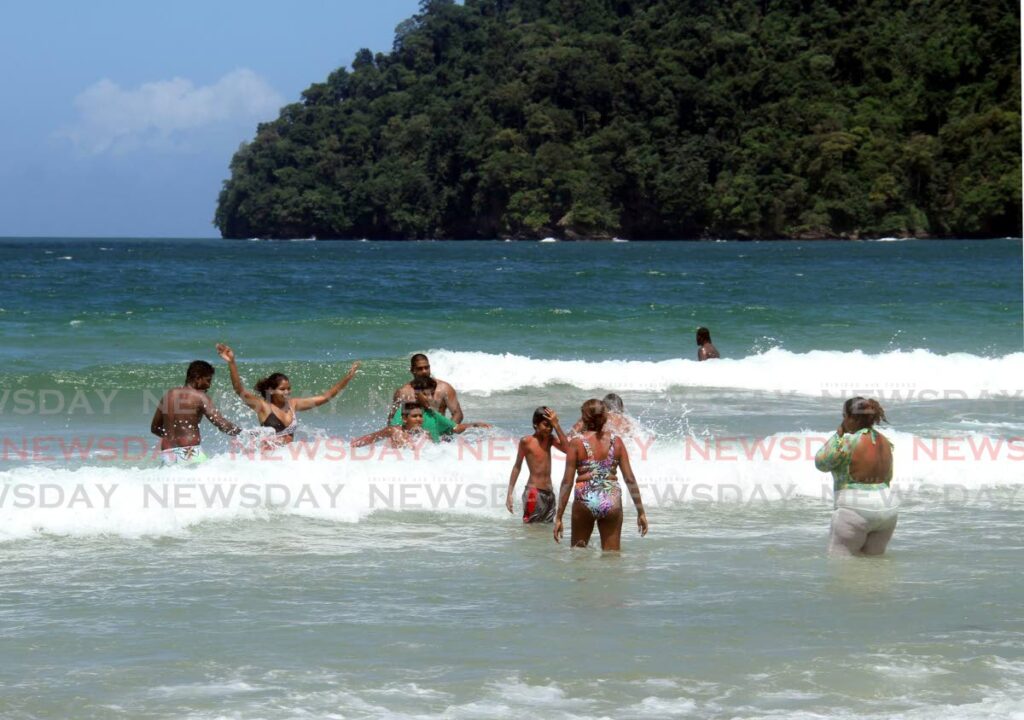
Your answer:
[0,429,1020,541]
[426,348,1024,400]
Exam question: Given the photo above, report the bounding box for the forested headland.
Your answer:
[214,0,1022,240]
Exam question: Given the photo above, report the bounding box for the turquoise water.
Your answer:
[1,238,1020,369]
[0,238,1022,718]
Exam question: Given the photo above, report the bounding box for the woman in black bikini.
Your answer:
[216,343,359,444]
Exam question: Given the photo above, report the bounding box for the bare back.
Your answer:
[849,431,893,484]
[154,387,209,449]
[698,342,720,360]
[152,386,237,450]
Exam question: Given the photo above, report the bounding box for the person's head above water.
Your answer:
[602,393,625,414]
[532,406,553,432]
[401,401,425,428]
[410,376,437,405]
[256,373,291,402]
[185,360,215,390]
[842,396,888,431]
[580,399,608,432]
[696,327,712,346]
[410,353,431,379]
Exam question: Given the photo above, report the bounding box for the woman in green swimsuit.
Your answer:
[815,397,897,557]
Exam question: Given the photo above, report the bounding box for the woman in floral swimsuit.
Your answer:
[554,399,648,550]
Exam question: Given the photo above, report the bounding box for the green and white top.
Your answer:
[815,427,893,493]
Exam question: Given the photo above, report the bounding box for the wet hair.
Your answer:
[410,376,438,392]
[696,327,712,345]
[410,353,429,368]
[843,396,888,430]
[532,406,550,427]
[255,372,289,398]
[185,360,214,383]
[401,401,422,416]
[602,393,624,413]
[580,399,608,432]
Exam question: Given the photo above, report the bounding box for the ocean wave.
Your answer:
[426,348,1024,399]
[1,430,1020,541]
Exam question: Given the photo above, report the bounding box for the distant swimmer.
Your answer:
[815,397,897,557]
[150,360,241,465]
[390,353,463,423]
[570,393,634,437]
[388,377,490,442]
[696,327,720,361]
[554,399,648,550]
[217,343,360,445]
[353,402,429,449]
[506,407,569,523]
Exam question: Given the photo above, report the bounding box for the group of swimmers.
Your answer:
[150,345,896,556]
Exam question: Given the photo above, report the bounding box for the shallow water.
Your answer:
[0,238,1022,718]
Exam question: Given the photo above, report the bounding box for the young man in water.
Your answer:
[352,402,429,449]
[696,327,721,361]
[506,407,569,523]
[388,377,489,442]
[389,353,463,423]
[150,360,241,465]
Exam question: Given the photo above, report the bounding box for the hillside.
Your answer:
[215,0,1022,240]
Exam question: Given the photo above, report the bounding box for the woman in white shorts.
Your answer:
[815,397,897,556]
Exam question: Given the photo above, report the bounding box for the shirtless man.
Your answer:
[150,360,241,465]
[353,402,429,449]
[696,327,721,361]
[506,407,569,523]
[390,353,463,423]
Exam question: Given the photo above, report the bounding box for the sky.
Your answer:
[0,0,422,237]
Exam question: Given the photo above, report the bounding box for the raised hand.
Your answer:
[216,343,235,363]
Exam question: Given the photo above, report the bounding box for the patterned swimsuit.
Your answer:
[574,434,622,518]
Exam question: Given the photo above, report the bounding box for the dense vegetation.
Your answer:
[215,0,1021,240]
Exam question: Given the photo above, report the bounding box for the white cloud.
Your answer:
[60,69,283,154]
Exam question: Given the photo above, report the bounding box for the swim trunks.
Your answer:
[159,445,208,466]
[574,434,622,519]
[522,486,556,523]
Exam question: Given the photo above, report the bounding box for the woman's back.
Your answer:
[849,429,893,484]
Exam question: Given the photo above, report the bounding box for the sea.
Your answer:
[0,237,1022,719]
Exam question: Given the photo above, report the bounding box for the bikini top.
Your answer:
[262,402,298,437]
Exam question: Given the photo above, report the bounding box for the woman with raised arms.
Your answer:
[216,343,359,445]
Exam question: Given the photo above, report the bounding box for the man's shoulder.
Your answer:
[167,386,202,402]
